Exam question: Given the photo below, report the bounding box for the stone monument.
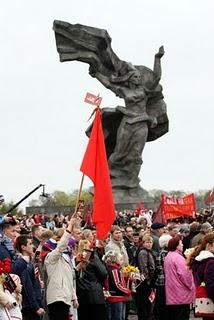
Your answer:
[53,20,168,208]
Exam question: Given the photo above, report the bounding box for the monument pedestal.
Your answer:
[112,186,153,210]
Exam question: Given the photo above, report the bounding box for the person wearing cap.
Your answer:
[44,217,78,320]
[190,222,213,248]
[0,195,15,235]
[178,224,190,253]
[154,234,172,320]
[150,222,165,256]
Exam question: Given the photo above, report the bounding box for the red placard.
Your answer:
[161,193,196,220]
[84,92,102,106]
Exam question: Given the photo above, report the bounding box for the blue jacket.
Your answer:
[13,257,42,311]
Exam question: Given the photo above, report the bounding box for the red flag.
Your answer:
[80,108,115,240]
[135,201,143,215]
[205,188,214,205]
[152,202,166,224]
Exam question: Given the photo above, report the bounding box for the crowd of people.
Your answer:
[0,200,213,320]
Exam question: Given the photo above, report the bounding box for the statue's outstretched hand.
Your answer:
[155,46,165,59]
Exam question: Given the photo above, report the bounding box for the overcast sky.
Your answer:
[1,0,213,208]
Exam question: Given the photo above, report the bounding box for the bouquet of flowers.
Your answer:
[122,265,140,279]
[0,257,11,280]
[184,247,195,259]
[122,265,145,292]
[0,257,16,293]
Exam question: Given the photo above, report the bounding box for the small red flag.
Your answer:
[84,92,102,106]
[135,201,143,215]
[80,108,115,240]
[205,188,214,205]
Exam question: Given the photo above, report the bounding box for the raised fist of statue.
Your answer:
[155,46,165,59]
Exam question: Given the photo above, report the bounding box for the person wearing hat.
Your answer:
[154,234,172,320]
[151,222,165,256]
[0,195,14,235]
[190,222,213,248]
[178,224,190,253]
[44,217,78,320]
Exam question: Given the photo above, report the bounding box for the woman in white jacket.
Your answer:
[44,218,78,320]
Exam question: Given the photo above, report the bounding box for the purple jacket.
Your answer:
[192,251,214,302]
[164,250,195,305]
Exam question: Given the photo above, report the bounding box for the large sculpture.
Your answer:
[53,20,168,206]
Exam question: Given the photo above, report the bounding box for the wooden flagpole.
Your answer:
[73,173,85,218]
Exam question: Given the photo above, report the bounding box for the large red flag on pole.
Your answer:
[80,108,115,240]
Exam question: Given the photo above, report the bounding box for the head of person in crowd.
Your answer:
[200,222,213,235]
[130,216,137,227]
[84,225,97,241]
[138,216,148,228]
[189,221,200,234]
[159,233,172,249]
[167,234,183,253]
[124,225,134,241]
[78,239,92,253]
[53,227,64,240]
[110,225,123,242]
[151,222,165,237]
[188,233,214,268]
[40,229,60,263]
[32,224,43,240]
[3,220,18,241]
[41,229,54,243]
[200,231,214,251]
[167,224,179,237]
[132,232,139,245]
[70,225,81,245]
[178,224,190,237]
[136,226,146,238]
[15,234,34,257]
[103,250,123,267]
[82,228,94,243]
[14,222,21,239]
[0,195,5,211]
[141,234,153,250]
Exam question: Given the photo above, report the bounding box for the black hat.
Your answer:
[151,222,165,230]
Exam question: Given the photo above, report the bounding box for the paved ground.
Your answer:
[128,311,201,320]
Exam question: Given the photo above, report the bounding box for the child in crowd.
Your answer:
[0,273,23,320]
[103,250,132,320]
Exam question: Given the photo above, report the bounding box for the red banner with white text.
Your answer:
[161,193,196,220]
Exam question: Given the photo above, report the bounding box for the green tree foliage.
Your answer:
[28,188,93,207]
[0,202,23,217]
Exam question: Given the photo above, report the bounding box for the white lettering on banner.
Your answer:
[84,92,102,106]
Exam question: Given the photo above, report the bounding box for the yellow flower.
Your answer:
[122,265,139,274]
